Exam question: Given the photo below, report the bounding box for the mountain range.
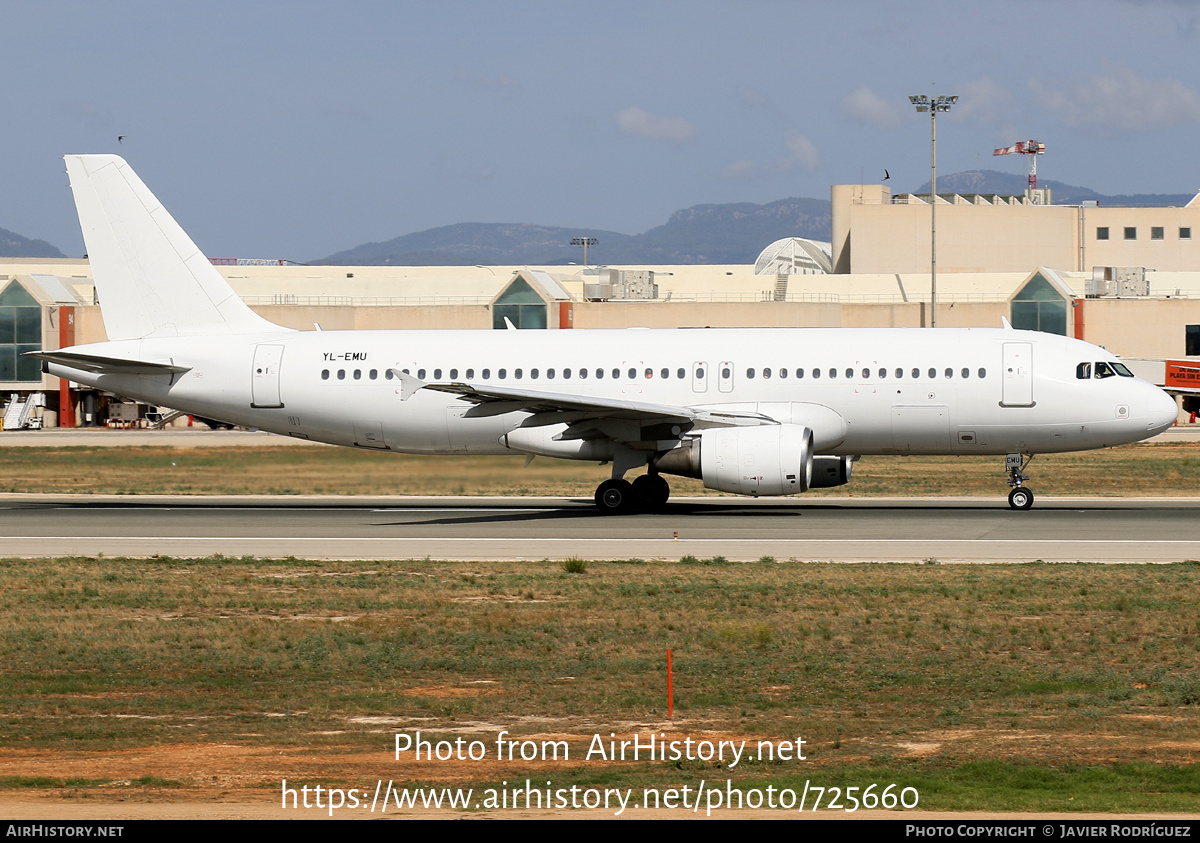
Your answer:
[2,170,1194,262]
[0,227,64,259]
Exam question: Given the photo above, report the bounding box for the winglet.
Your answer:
[503,317,517,330]
[1001,316,1013,329]
[388,368,426,401]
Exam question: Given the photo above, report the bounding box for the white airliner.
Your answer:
[32,155,1178,512]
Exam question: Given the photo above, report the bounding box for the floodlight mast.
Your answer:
[570,237,598,266]
[908,90,958,327]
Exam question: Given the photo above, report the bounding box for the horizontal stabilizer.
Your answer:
[26,349,191,376]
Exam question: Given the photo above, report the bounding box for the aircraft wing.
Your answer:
[25,349,192,376]
[389,369,777,442]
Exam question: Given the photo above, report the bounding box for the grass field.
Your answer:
[2,555,1200,813]
[1,440,1199,497]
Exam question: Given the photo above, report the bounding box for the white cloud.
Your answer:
[841,85,906,129]
[784,132,819,170]
[1030,67,1200,131]
[614,106,698,143]
[722,133,819,179]
[951,77,1014,127]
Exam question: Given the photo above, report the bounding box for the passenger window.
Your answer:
[829,368,837,379]
[798,368,806,378]
[722,366,732,379]
[482,368,490,379]
[780,368,788,378]
[812,368,820,379]
[912,368,920,378]
[627,368,636,379]
[677,368,686,379]
[862,368,870,379]
[878,368,887,379]
[530,368,539,379]
[845,368,853,379]
[613,368,621,379]
[354,369,362,380]
[321,369,330,380]
[644,368,653,379]
[337,369,346,380]
[961,368,969,379]
[895,368,903,378]
[449,369,458,379]
[595,369,604,379]
[944,368,952,379]
[763,368,772,379]
[661,368,669,379]
[563,368,571,379]
[747,368,756,379]
[1076,363,1092,379]
[578,369,586,379]
[695,367,704,379]
[433,369,442,379]
[977,368,986,378]
[417,368,426,379]
[548,369,556,379]
[928,368,936,379]
[498,369,507,380]
[466,368,474,379]
[402,368,410,375]
[515,368,523,379]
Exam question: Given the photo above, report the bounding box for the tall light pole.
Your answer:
[571,237,598,266]
[909,90,957,327]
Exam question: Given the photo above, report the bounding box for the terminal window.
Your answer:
[1096,227,1109,240]
[1182,227,1192,240]
[1124,227,1137,240]
[1151,227,1164,240]
[0,282,42,382]
[1187,325,1200,357]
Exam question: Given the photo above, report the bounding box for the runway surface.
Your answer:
[2,494,1198,562]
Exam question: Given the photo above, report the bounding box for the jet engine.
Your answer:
[652,424,814,496]
[809,455,855,488]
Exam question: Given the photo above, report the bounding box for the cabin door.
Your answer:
[1001,342,1034,407]
[251,344,285,408]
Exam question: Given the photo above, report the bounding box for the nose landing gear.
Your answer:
[1005,453,1035,510]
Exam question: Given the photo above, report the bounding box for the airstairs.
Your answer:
[2,393,41,430]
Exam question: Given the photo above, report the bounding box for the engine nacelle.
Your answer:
[809,455,855,489]
[653,424,814,496]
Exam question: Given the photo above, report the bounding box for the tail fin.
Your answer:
[64,155,284,340]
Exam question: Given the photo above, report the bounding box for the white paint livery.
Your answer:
[33,155,1179,512]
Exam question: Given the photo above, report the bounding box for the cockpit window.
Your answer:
[1094,361,1117,379]
[1112,362,1135,377]
[1076,362,1092,379]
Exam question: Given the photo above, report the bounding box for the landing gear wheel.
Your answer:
[595,479,635,514]
[1008,487,1034,510]
[632,474,670,510]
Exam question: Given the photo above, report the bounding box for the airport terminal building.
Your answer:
[3,183,1200,428]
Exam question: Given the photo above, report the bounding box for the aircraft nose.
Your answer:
[1147,387,1178,435]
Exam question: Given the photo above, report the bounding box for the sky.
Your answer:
[3,0,1199,261]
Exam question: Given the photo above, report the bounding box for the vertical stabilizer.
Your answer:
[64,154,285,340]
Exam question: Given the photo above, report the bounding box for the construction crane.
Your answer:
[993,140,1047,202]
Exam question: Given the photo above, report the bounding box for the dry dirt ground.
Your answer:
[2,726,1198,820]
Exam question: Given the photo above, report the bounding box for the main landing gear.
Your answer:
[594,473,671,514]
[1005,453,1035,510]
